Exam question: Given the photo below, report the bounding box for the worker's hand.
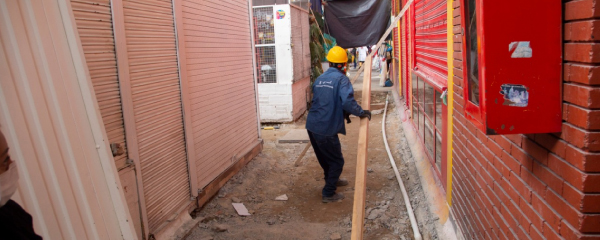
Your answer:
[344,111,352,124]
[359,110,371,121]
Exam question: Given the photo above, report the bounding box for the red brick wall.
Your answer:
[451,0,600,239]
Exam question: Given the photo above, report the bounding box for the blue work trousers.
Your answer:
[307,130,345,197]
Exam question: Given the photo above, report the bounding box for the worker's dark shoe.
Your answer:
[336,178,349,187]
[322,193,345,203]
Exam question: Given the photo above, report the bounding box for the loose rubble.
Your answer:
[183,94,441,240]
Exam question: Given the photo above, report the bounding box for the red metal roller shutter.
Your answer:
[393,27,399,59]
[414,0,447,85]
[122,0,190,232]
[71,0,129,169]
[181,0,259,188]
[402,19,407,99]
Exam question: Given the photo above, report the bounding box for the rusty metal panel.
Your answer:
[181,0,259,189]
[122,0,191,232]
[414,0,447,85]
[290,6,303,81]
[301,9,310,79]
[71,0,129,169]
[290,6,310,119]
[290,6,310,82]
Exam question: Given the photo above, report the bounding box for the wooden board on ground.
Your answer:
[278,129,310,143]
[294,143,312,167]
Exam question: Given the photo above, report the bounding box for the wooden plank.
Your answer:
[351,57,371,240]
[294,143,311,167]
[196,140,263,206]
[350,2,415,239]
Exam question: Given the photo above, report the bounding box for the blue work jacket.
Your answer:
[306,67,364,136]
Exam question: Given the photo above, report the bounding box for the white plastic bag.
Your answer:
[372,56,380,70]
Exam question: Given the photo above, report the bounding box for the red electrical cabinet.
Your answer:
[460,0,562,135]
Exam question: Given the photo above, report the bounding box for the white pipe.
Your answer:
[382,94,422,240]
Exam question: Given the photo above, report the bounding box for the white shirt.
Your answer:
[357,47,368,62]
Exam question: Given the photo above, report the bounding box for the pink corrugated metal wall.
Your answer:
[71,0,129,169]
[0,1,137,238]
[122,0,191,232]
[68,0,262,236]
[70,1,144,238]
[181,0,259,189]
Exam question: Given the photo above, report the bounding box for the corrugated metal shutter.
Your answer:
[181,0,259,188]
[392,0,399,60]
[402,14,409,100]
[1,1,135,238]
[71,0,129,169]
[122,0,191,231]
[393,27,399,59]
[414,0,447,84]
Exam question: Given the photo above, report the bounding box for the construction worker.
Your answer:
[306,46,371,203]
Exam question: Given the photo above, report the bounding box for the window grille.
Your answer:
[290,0,310,10]
[253,6,277,83]
[256,46,277,83]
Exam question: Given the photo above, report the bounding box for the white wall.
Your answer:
[258,83,293,122]
[274,4,293,84]
[258,4,294,122]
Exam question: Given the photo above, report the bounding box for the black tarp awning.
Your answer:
[323,0,391,48]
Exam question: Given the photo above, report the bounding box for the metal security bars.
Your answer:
[256,46,277,83]
[253,6,277,83]
[290,0,310,10]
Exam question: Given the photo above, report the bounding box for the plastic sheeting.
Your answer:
[324,0,391,48]
[310,0,322,13]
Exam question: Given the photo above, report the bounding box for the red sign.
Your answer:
[461,0,562,134]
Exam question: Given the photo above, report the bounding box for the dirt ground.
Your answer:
[183,93,442,240]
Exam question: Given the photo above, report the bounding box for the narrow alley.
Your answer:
[183,73,443,239]
[1,0,595,240]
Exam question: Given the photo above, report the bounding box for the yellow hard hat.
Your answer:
[326,46,348,63]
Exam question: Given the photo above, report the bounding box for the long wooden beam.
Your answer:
[350,56,372,240]
[349,1,414,239]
